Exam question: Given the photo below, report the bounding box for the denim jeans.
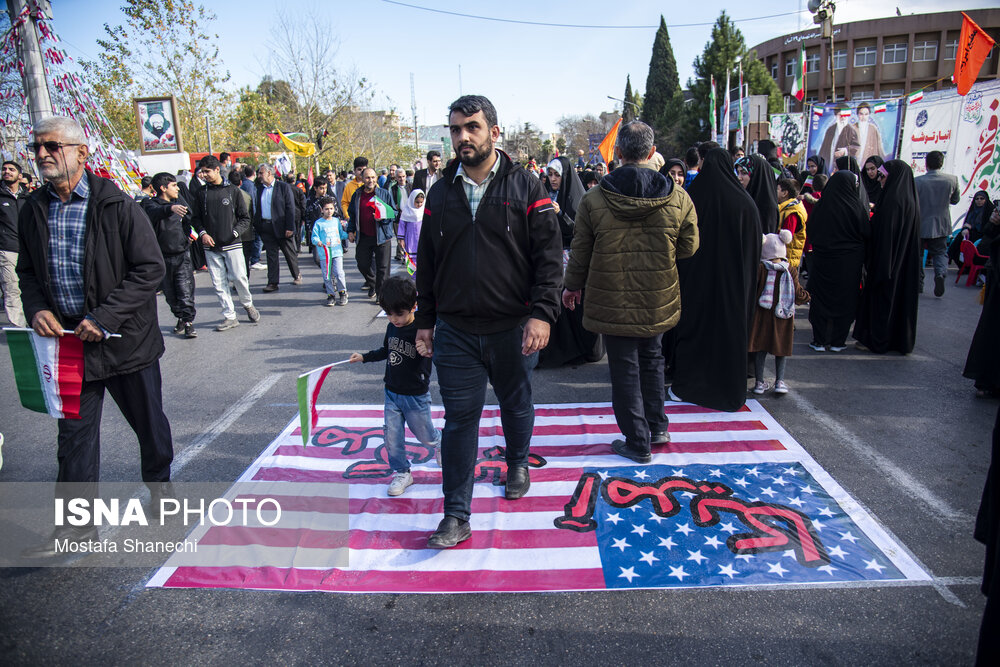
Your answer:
[921,236,948,285]
[433,318,538,522]
[604,333,669,455]
[319,251,347,294]
[384,389,440,473]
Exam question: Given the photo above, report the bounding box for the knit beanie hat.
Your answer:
[761,229,793,260]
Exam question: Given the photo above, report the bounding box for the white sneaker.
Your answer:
[773,381,789,395]
[752,381,769,395]
[387,471,413,496]
[250,262,267,270]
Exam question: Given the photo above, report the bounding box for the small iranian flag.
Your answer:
[812,106,825,118]
[873,101,888,113]
[838,108,852,119]
[4,328,84,418]
[908,90,924,105]
[791,45,805,102]
[804,175,814,188]
[368,195,397,221]
[297,360,349,446]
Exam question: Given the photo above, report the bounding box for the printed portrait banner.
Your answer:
[806,100,903,168]
[148,401,927,594]
[769,113,807,166]
[134,96,182,155]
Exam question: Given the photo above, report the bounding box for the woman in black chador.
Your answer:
[806,171,871,351]
[742,154,779,234]
[963,206,1000,396]
[853,159,921,354]
[670,148,761,411]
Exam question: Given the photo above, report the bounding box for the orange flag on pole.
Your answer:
[955,13,996,96]
[597,117,622,165]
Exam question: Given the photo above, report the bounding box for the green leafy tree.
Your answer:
[679,11,782,147]
[82,0,233,152]
[225,87,281,154]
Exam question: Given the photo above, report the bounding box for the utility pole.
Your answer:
[410,72,418,150]
[6,0,53,128]
[205,113,213,155]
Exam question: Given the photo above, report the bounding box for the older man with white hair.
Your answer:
[16,116,174,555]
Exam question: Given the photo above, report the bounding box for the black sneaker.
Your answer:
[505,465,530,499]
[183,322,197,338]
[612,439,652,464]
[173,318,185,335]
[934,274,945,297]
[427,516,472,549]
[367,287,376,298]
[325,294,336,307]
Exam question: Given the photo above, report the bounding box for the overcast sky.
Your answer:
[53,0,990,134]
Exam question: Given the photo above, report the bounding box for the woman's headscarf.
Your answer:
[807,155,826,176]
[861,155,884,207]
[966,190,996,234]
[835,155,870,212]
[661,158,686,175]
[739,154,779,234]
[549,155,585,249]
[400,188,425,223]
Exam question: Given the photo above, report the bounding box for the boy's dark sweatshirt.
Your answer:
[361,320,432,395]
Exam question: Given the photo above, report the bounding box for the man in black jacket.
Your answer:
[143,172,197,338]
[0,159,27,326]
[347,168,397,300]
[17,116,173,553]
[412,149,442,194]
[191,156,259,331]
[254,163,301,292]
[415,95,562,548]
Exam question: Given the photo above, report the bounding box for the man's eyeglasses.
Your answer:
[29,141,81,154]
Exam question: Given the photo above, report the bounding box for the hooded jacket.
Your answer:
[141,196,193,256]
[190,181,250,253]
[0,182,27,252]
[564,164,699,337]
[17,171,165,380]
[415,150,562,334]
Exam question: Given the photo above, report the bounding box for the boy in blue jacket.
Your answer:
[310,197,349,306]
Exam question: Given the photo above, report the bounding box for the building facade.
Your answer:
[751,9,1000,110]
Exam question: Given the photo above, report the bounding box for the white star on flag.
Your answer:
[709,469,723,477]
[812,518,825,531]
[759,487,777,498]
[787,497,805,507]
[668,565,688,581]
[648,512,666,524]
[782,549,797,559]
[611,537,631,552]
[827,545,849,559]
[840,531,859,544]
[605,512,623,525]
[639,550,659,565]
[634,469,650,480]
[782,466,801,476]
[658,536,677,550]
[719,522,738,534]
[818,564,837,576]
[598,470,610,480]
[771,476,787,486]
[687,550,707,565]
[618,566,639,582]
[675,523,694,536]
[767,562,789,577]
[735,553,755,562]
[719,564,738,578]
[680,491,696,499]
[671,468,685,477]
[746,466,761,477]
[704,535,723,549]
[864,558,885,574]
[818,507,835,517]
[631,524,649,537]
[734,477,750,488]
[800,484,816,494]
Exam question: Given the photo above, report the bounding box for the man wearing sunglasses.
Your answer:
[16,116,174,555]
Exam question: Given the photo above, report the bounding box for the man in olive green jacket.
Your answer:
[562,120,699,464]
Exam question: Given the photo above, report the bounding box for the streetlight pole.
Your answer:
[6,0,53,128]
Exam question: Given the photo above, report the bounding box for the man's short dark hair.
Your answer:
[318,196,336,208]
[140,176,153,190]
[219,151,231,163]
[228,169,243,186]
[283,174,295,184]
[199,155,221,171]
[448,95,498,128]
[685,147,700,168]
[151,171,175,195]
[777,178,799,198]
[378,275,418,314]
[242,164,254,179]
[614,121,655,163]
[926,151,945,170]
[812,174,828,191]
[312,177,329,190]
[353,157,369,169]
[757,139,778,161]
[697,141,720,161]
[2,160,22,174]
[426,149,441,161]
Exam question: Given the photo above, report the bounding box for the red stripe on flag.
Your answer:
[253,465,588,484]
[314,404,750,419]
[163,566,608,592]
[310,366,334,428]
[55,335,84,419]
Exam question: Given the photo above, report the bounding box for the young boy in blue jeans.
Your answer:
[311,197,349,306]
[350,276,441,496]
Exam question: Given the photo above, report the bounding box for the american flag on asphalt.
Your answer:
[148,401,928,593]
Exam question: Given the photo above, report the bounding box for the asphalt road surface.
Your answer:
[0,248,993,665]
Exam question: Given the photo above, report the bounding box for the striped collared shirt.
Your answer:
[454,151,501,220]
[47,174,90,316]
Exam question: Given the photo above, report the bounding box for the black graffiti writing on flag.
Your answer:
[554,472,829,567]
[343,440,438,478]
[473,446,547,486]
[312,425,384,454]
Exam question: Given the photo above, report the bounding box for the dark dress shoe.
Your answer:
[427,516,471,549]
[22,525,99,559]
[263,284,279,293]
[651,431,671,445]
[612,439,652,464]
[505,465,531,499]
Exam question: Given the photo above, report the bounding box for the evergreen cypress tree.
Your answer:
[642,16,680,132]
[623,75,636,123]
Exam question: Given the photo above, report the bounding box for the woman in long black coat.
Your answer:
[964,207,1000,396]
[853,160,921,354]
[806,171,871,350]
[743,154,779,234]
[671,148,761,411]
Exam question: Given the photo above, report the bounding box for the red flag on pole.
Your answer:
[307,166,314,187]
[955,13,996,96]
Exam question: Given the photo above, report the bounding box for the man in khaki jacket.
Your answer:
[562,120,699,464]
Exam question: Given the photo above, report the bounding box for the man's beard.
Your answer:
[457,138,494,168]
[1,174,16,186]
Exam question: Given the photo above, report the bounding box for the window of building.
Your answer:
[913,41,938,62]
[852,90,875,101]
[786,58,797,78]
[855,46,877,67]
[882,88,904,98]
[771,61,778,79]
[805,95,819,104]
[805,53,820,73]
[944,39,958,60]
[830,49,847,70]
[883,42,908,65]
